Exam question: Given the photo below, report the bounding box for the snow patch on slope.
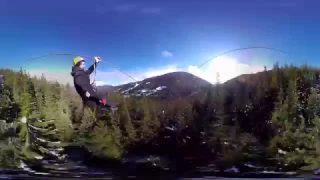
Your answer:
[156,86,166,91]
[122,83,140,93]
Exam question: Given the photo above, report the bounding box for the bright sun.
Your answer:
[188,56,264,84]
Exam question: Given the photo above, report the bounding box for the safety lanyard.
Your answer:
[92,62,97,91]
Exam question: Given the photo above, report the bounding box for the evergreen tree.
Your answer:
[271,62,280,89]
[137,98,153,142]
[88,119,123,159]
[18,72,32,118]
[119,97,136,144]
[55,86,73,141]
[0,85,19,122]
[222,88,235,126]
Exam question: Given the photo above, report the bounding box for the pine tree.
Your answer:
[222,88,235,126]
[55,86,73,141]
[18,72,32,118]
[191,99,202,131]
[12,73,19,103]
[138,98,153,142]
[0,85,19,122]
[271,62,280,89]
[119,97,136,144]
[306,87,320,126]
[78,107,97,137]
[287,80,299,124]
[201,89,217,132]
[269,70,313,168]
[300,116,320,170]
[88,119,123,159]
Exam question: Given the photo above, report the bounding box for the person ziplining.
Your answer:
[71,56,118,114]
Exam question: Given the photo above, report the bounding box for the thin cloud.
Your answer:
[260,0,302,7]
[140,8,161,14]
[95,5,109,14]
[99,3,162,14]
[162,50,173,58]
[113,4,137,12]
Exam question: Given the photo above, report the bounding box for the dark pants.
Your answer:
[83,96,117,118]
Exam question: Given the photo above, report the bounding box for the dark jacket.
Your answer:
[71,63,101,106]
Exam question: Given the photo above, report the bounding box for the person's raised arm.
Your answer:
[85,62,97,75]
[85,56,101,75]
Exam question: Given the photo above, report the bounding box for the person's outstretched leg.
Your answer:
[100,96,119,114]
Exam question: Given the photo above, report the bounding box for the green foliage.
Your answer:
[0,144,20,168]
[119,97,136,144]
[88,120,123,159]
[2,64,320,172]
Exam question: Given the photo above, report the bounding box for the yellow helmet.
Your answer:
[73,56,85,66]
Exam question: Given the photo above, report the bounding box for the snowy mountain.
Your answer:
[97,72,212,99]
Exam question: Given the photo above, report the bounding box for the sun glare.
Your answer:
[188,56,264,84]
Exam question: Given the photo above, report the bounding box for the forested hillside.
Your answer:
[1,63,320,176]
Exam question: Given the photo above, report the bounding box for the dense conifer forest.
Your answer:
[1,63,320,175]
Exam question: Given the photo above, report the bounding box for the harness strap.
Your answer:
[94,61,96,83]
[92,61,97,91]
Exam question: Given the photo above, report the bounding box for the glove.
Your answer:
[85,91,90,98]
[94,56,101,63]
[101,98,107,105]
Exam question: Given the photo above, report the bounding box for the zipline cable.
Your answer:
[197,46,292,69]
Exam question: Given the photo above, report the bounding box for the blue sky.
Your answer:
[0,0,319,85]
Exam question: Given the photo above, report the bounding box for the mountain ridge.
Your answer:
[97,71,263,99]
